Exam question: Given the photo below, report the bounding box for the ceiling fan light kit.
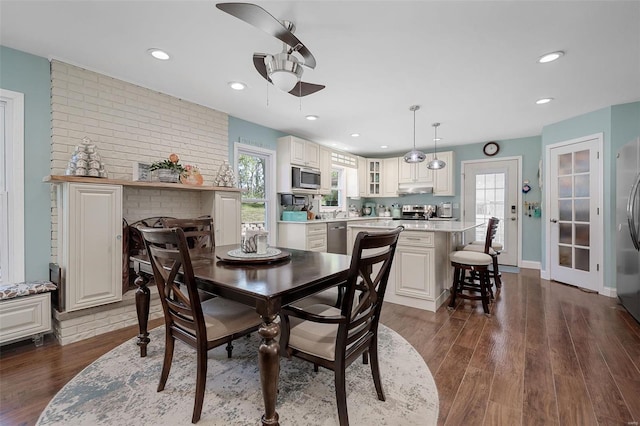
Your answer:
[403,105,427,164]
[426,122,446,170]
[265,52,303,92]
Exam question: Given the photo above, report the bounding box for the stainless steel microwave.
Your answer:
[292,166,321,190]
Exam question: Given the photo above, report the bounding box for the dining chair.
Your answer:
[139,226,262,424]
[280,226,403,426]
[160,217,215,254]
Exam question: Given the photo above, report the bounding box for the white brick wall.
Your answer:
[50,60,228,183]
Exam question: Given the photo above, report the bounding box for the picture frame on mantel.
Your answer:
[132,162,151,181]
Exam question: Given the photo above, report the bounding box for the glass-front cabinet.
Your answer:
[367,159,381,196]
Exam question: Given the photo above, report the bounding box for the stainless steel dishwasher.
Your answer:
[327,221,347,254]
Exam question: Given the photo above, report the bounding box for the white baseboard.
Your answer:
[540,269,550,280]
[601,287,617,298]
[520,260,541,270]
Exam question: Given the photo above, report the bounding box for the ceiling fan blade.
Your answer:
[289,81,325,97]
[253,53,270,82]
[216,2,316,69]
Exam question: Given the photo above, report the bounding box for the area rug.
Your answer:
[37,325,438,425]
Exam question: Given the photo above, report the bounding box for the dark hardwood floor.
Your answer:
[1,269,639,425]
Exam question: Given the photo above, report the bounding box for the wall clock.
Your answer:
[483,141,500,156]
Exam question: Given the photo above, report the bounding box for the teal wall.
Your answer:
[0,46,51,280]
[541,101,640,289]
[227,116,285,163]
[365,135,543,263]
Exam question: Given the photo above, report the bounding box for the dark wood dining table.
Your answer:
[130,244,351,426]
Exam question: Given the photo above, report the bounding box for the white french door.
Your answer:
[547,134,603,292]
[462,158,520,266]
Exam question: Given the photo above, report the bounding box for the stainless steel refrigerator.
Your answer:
[617,137,640,323]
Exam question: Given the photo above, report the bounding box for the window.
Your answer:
[0,89,25,284]
[235,144,276,243]
[474,172,505,245]
[321,167,345,210]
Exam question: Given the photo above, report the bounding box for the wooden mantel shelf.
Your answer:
[44,175,243,192]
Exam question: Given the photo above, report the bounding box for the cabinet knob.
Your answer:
[116,235,122,240]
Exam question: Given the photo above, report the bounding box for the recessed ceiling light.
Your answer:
[305,115,318,121]
[433,138,442,142]
[536,98,554,104]
[228,81,246,91]
[380,145,388,149]
[538,51,564,63]
[351,133,360,138]
[147,48,170,60]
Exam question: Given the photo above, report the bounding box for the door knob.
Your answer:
[550,218,558,223]
[510,217,517,221]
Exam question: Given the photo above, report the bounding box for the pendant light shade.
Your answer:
[426,122,446,170]
[403,105,426,163]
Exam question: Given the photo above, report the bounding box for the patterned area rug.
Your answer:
[37,325,438,425]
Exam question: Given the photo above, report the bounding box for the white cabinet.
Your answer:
[367,159,382,196]
[357,156,367,197]
[382,157,399,197]
[279,135,319,168]
[277,222,327,252]
[431,151,455,196]
[58,183,123,312]
[394,232,436,300]
[398,158,434,184]
[214,191,241,245]
[319,145,332,195]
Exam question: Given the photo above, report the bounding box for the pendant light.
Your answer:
[403,105,426,163]
[426,122,446,170]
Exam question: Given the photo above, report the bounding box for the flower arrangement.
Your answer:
[180,164,204,186]
[149,153,186,174]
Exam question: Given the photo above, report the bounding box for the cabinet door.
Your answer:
[214,192,241,245]
[62,183,123,312]
[416,162,434,184]
[319,146,332,194]
[357,156,367,197]
[304,141,320,168]
[382,157,398,197]
[433,151,455,196]
[367,160,382,196]
[398,158,414,183]
[290,137,307,166]
[395,246,435,300]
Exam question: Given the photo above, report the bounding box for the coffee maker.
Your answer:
[439,202,453,218]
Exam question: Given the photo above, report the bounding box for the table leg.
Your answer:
[134,271,151,357]
[258,314,280,426]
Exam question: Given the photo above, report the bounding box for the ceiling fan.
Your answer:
[216,2,325,97]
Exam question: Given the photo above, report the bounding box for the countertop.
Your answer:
[278,216,379,224]
[348,220,482,233]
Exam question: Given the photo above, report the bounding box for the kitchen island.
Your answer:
[348,220,482,312]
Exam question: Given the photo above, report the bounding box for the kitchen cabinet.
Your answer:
[394,231,436,300]
[357,156,367,197]
[278,135,319,169]
[214,191,241,245]
[431,150,455,196]
[58,183,123,312]
[367,159,382,196]
[382,157,399,197]
[319,145,332,195]
[398,157,434,184]
[278,222,327,252]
